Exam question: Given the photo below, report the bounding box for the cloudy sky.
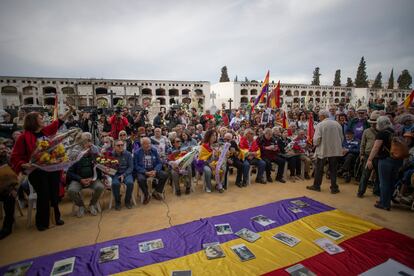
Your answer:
[0,0,413,85]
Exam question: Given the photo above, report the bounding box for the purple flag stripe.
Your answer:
[0,196,333,276]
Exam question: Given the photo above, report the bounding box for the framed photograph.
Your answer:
[235,228,261,243]
[50,257,76,276]
[315,238,344,255]
[273,232,301,247]
[203,242,225,260]
[4,261,33,276]
[99,245,119,263]
[290,200,309,208]
[231,244,255,262]
[251,215,275,227]
[316,226,344,240]
[171,270,192,276]
[214,223,233,235]
[359,258,414,276]
[285,264,316,276]
[139,239,164,253]
[288,206,303,213]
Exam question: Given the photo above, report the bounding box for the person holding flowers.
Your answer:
[10,106,74,231]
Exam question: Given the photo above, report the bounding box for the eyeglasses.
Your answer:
[116,144,124,147]
[120,134,127,136]
[175,140,181,143]
[140,135,146,138]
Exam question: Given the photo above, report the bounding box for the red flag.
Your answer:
[267,80,281,109]
[307,113,315,145]
[282,110,289,129]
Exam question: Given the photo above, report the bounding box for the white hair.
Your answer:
[319,110,329,118]
[244,128,254,136]
[376,116,392,131]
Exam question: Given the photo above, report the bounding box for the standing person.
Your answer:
[357,111,380,197]
[347,107,369,141]
[13,109,26,129]
[307,110,343,194]
[112,139,135,210]
[153,112,164,128]
[109,108,129,139]
[366,116,404,211]
[10,107,73,231]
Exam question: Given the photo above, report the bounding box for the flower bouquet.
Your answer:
[286,141,304,155]
[95,155,119,176]
[210,143,230,189]
[29,128,86,172]
[168,147,198,173]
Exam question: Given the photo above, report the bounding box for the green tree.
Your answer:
[372,72,382,88]
[311,67,321,85]
[346,77,354,87]
[397,69,412,89]
[387,69,394,89]
[355,56,369,88]
[219,66,230,82]
[333,69,341,86]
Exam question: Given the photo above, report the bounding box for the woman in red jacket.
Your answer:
[11,107,73,231]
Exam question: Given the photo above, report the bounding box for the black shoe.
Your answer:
[344,174,351,183]
[125,202,133,209]
[152,191,163,201]
[331,188,340,194]
[266,176,273,183]
[36,225,48,231]
[236,182,242,188]
[304,173,311,180]
[241,181,247,187]
[115,202,121,211]
[0,228,12,240]
[276,178,286,183]
[357,193,364,198]
[143,194,151,205]
[306,185,321,192]
[176,190,181,196]
[255,179,267,184]
[56,219,65,226]
[185,187,191,195]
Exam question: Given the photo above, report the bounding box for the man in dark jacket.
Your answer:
[112,139,134,210]
[257,128,286,183]
[134,137,168,204]
[67,133,104,218]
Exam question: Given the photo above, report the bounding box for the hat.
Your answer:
[357,106,368,112]
[367,111,380,123]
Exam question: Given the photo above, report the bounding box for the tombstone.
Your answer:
[210,91,217,113]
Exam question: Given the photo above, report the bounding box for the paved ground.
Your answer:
[0,176,413,266]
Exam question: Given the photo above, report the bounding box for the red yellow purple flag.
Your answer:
[267,80,281,109]
[402,90,414,108]
[307,114,315,145]
[251,70,270,112]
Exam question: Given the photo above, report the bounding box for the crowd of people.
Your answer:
[0,99,413,240]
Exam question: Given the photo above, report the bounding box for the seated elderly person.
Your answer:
[134,137,168,204]
[239,128,266,184]
[67,132,105,217]
[340,129,360,182]
[168,137,192,196]
[111,139,134,210]
[257,128,286,183]
[223,132,244,187]
[293,130,312,179]
[151,127,171,161]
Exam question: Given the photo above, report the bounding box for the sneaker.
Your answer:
[125,202,133,209]
[89,205,98,216]
[185,187,191,195]
[77,206,85,218]
[276,178,286,183]
[306,185,321,192]
[176,189,181,196]
[205,187,212,193]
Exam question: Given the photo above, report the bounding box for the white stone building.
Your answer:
[211,81,412,109]
[0,76,210,112]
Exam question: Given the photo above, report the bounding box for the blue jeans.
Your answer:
[111,174,134,204]
[242,158,266,182]
[378,157,403,208]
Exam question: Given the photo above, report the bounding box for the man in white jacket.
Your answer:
[307,110,344,194]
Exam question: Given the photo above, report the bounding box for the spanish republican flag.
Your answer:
[307,114,315,145]
[267,80,281,109]
[403,90,414,108]
[53,94,58,120]
[252,70,270,112]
